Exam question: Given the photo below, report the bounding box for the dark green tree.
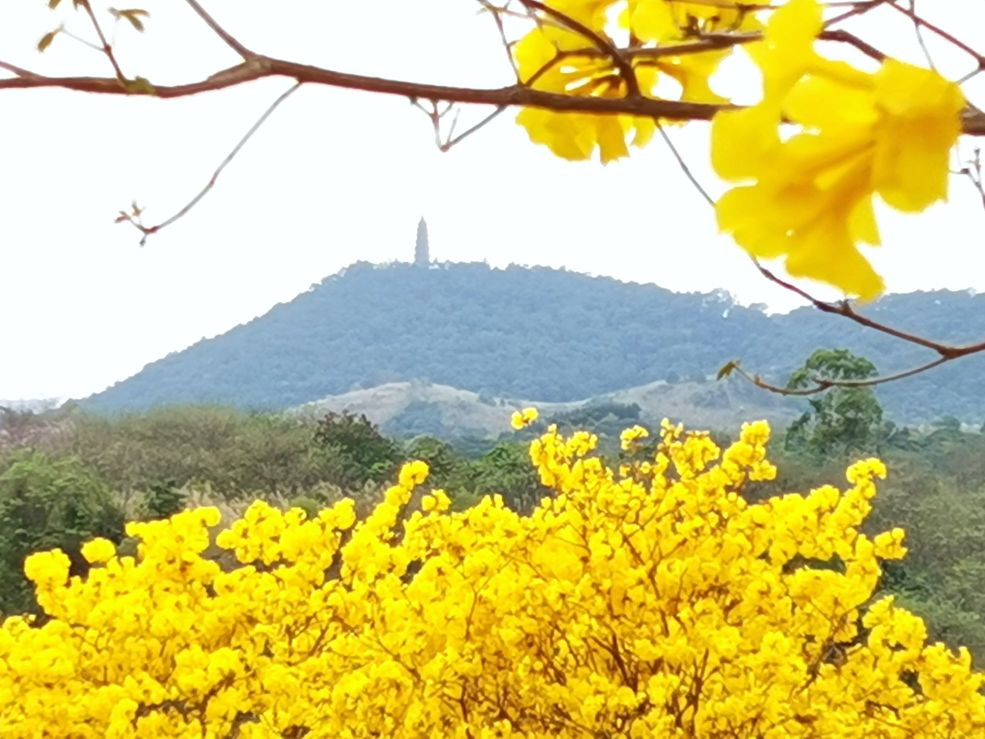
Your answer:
[465,442,548,514]
[312,412,401,489]
[0,453,124,615]
[784,349,884,455]
[403,436,459,484]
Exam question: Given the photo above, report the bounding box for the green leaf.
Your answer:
[37,30,58,53]
[716,360,740,381]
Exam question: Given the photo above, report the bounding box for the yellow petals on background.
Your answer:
[512,0,756,162]
[3,422,985,736]
[80,537,116,564]
[510,405,539,429]
[509,0,966,297]
[712,0,964,299]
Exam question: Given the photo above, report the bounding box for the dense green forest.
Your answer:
[80,262,985,423]
[4,403,985,664]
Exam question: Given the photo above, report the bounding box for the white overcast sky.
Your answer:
[1,1,984,400]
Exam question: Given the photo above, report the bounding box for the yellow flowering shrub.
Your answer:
[2,420,984,737]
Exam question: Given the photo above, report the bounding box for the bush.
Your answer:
[2,421,984,735]
[0,452,123,615]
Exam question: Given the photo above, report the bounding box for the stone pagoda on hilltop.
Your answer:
[414,218,430,267]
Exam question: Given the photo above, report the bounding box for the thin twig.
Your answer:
[58,27,104,54]
[122,82,302,245]
[823,0,891,28]
[441,107,508,152]
[958,65,984,85]
[655,124,715,207]
[79,0,126,84]
[182,0,255,59]
[885,1,985,69]
[906,0,936,70]
[730,356,950,396]
[0,61,38,78]
[818,29,886,62]
[958,147,985,212]
[78,0,127,87]
[753,262,985,359]
[478,1,520,80]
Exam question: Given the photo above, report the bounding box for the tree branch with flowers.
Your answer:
[4,0,985,392]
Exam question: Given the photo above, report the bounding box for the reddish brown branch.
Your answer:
[729,356,951,396]
[885,1,985,69]
[720,263,985,397]
[0,61,38,78]
[753,263,985,359]
[79,0,126,84]
[2,56,984,134]
[0,56,726,119]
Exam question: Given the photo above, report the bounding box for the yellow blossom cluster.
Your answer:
[512,0,964,299]
[712,0,964,299]
[513,0,760,162]
[510,406,540,430]
[2,420,984,736]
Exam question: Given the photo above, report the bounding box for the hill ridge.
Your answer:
[82,262,985,424]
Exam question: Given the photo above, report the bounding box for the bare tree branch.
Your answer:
[906,0,937,70]
[752,263,985,360]
[118,81,302,245]
[2,55,984,135]
[79,0,126,84]
[0,57,728,119]
[956,146,985,212]
[478,1,520,81]
[655,125,715,207]
[885,1,985,69]
[728,356,951,396]
[440,107,508,152]
[0,61,38,78]
[182,0,255,60]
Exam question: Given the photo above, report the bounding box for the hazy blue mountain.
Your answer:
[81,262,985,424]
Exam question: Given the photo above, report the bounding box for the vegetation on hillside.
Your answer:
[81,263,985,424]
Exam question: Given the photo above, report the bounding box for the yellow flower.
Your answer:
[81,537,116,565]
[873,527,907,560]
[398,460,430,488]
[23,549,71,587]
[512,0,755,162]
[619,424,649,451]
[510,406,539,430]
[712,0,963,299]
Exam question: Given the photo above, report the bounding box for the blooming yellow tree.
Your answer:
[2,420,983,736]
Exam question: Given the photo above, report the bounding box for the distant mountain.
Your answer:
[81,262,985,424]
